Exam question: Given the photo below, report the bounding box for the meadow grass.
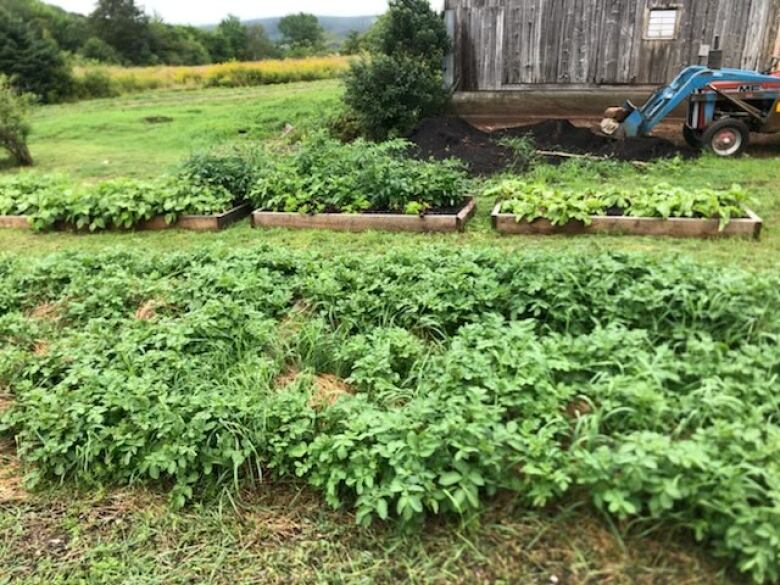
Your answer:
[0,79,779,583]
[73,56,350,96]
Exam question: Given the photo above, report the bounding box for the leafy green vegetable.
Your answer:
[2,246,780,582]
[250,135,469,214]
[0,174,236,231]
[487,178,750,229]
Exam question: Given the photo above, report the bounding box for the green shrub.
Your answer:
[72,69,119,100]
[178,149,260,200]
[343,54,448,140]
[342,0,450,139]
[250,135,468,213]
[0,75,34,166]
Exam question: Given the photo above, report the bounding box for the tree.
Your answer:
[341,0,449,139]
[370,0,449,62]
[148,20,210,65]
[342,30,364,55]
[213,15,248,61]
[246,24,278,60]
[278,13,325,52]
[0,9,73,102]
[88,0,152,65]
[0,75,33,166]
[80,36,121,63]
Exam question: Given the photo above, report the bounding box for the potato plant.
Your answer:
[250,135,469,214]
[487,179,750,228]
[2,247,780,583]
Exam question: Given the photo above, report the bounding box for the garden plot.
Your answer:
[0,156,253,232]
[487,179,762,239]
[249,136,476,233]
[2,247,780,584]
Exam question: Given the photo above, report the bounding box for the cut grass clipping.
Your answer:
[1,247,780,583]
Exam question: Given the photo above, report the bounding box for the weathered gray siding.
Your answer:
[446,0,780,90]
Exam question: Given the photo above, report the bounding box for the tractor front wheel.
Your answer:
[702,118,750,157]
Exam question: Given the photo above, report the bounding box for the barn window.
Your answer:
[645,8,679,40]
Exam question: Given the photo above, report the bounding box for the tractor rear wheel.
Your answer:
[683,125,703,148]
[702,118,750,157]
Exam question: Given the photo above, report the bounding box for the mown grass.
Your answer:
[0,79,779,583]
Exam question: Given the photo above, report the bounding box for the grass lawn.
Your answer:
[1,80,779,584]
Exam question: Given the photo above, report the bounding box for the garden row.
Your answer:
[2,247,780,583]
[0,137,763,238]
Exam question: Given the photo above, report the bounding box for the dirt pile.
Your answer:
[408,117,697,175]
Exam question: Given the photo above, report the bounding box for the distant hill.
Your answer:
[236,15,379,41]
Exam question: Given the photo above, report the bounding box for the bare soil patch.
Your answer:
[408,117,697,175]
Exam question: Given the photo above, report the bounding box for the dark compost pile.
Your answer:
[408,117,697,175]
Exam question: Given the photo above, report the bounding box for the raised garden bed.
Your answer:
[252,198,477,233]
[0,204,251,232]
[491,204,763,239]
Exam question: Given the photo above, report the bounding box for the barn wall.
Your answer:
[445,0,780,90]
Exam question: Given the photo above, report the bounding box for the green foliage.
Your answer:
[88,0,152,66]
[369,0,450,63]
[341,30,365,55]
[80,36,122,64]
[1,247,780,583]
[343,54,448,140]
[0,74,34,166]
[342,0,449,139]
[488,178,750,228]
[245,24,279,61]
[249,135,468,214]
[278,13,326,54]
[0,174,234,230]
[178,148,260,200]
[0,8,74,102]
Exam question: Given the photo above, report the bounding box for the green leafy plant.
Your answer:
[250,135,469,214]
[2,247,780,583]
[487,178,750,228]
[0,174,234,231]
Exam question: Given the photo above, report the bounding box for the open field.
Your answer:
[73,56,350,98]
[2,79,780,584]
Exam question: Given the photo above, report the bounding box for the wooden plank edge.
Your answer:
[251,199,475,233]
[0,216,32,229]
[492,209,764,239]
[455,197,478,232]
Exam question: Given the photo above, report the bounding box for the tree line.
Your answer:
[0,0,362,102]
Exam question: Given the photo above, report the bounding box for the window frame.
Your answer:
[643,6,681,41]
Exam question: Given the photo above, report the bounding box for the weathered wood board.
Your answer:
[0,216,32,229]
[446,0,780,91]
[252,198,477,233]
[0,204,251,232]
[137,204,251,231]
[491,203,763,239]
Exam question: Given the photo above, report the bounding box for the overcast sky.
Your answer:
[45,1,444,25]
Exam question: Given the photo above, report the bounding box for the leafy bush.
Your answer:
[343,54,448,140]
[0,75,34,166]
[250,136,469,214]
[342,0,449,139]
[488,179,750,228]
[0,174,234,230]
[178,149,260,200]
[2,247,780,582]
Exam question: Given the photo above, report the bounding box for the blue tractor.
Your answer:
[601,58,780,157]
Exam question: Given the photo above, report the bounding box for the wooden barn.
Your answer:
[444,0,780,117]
